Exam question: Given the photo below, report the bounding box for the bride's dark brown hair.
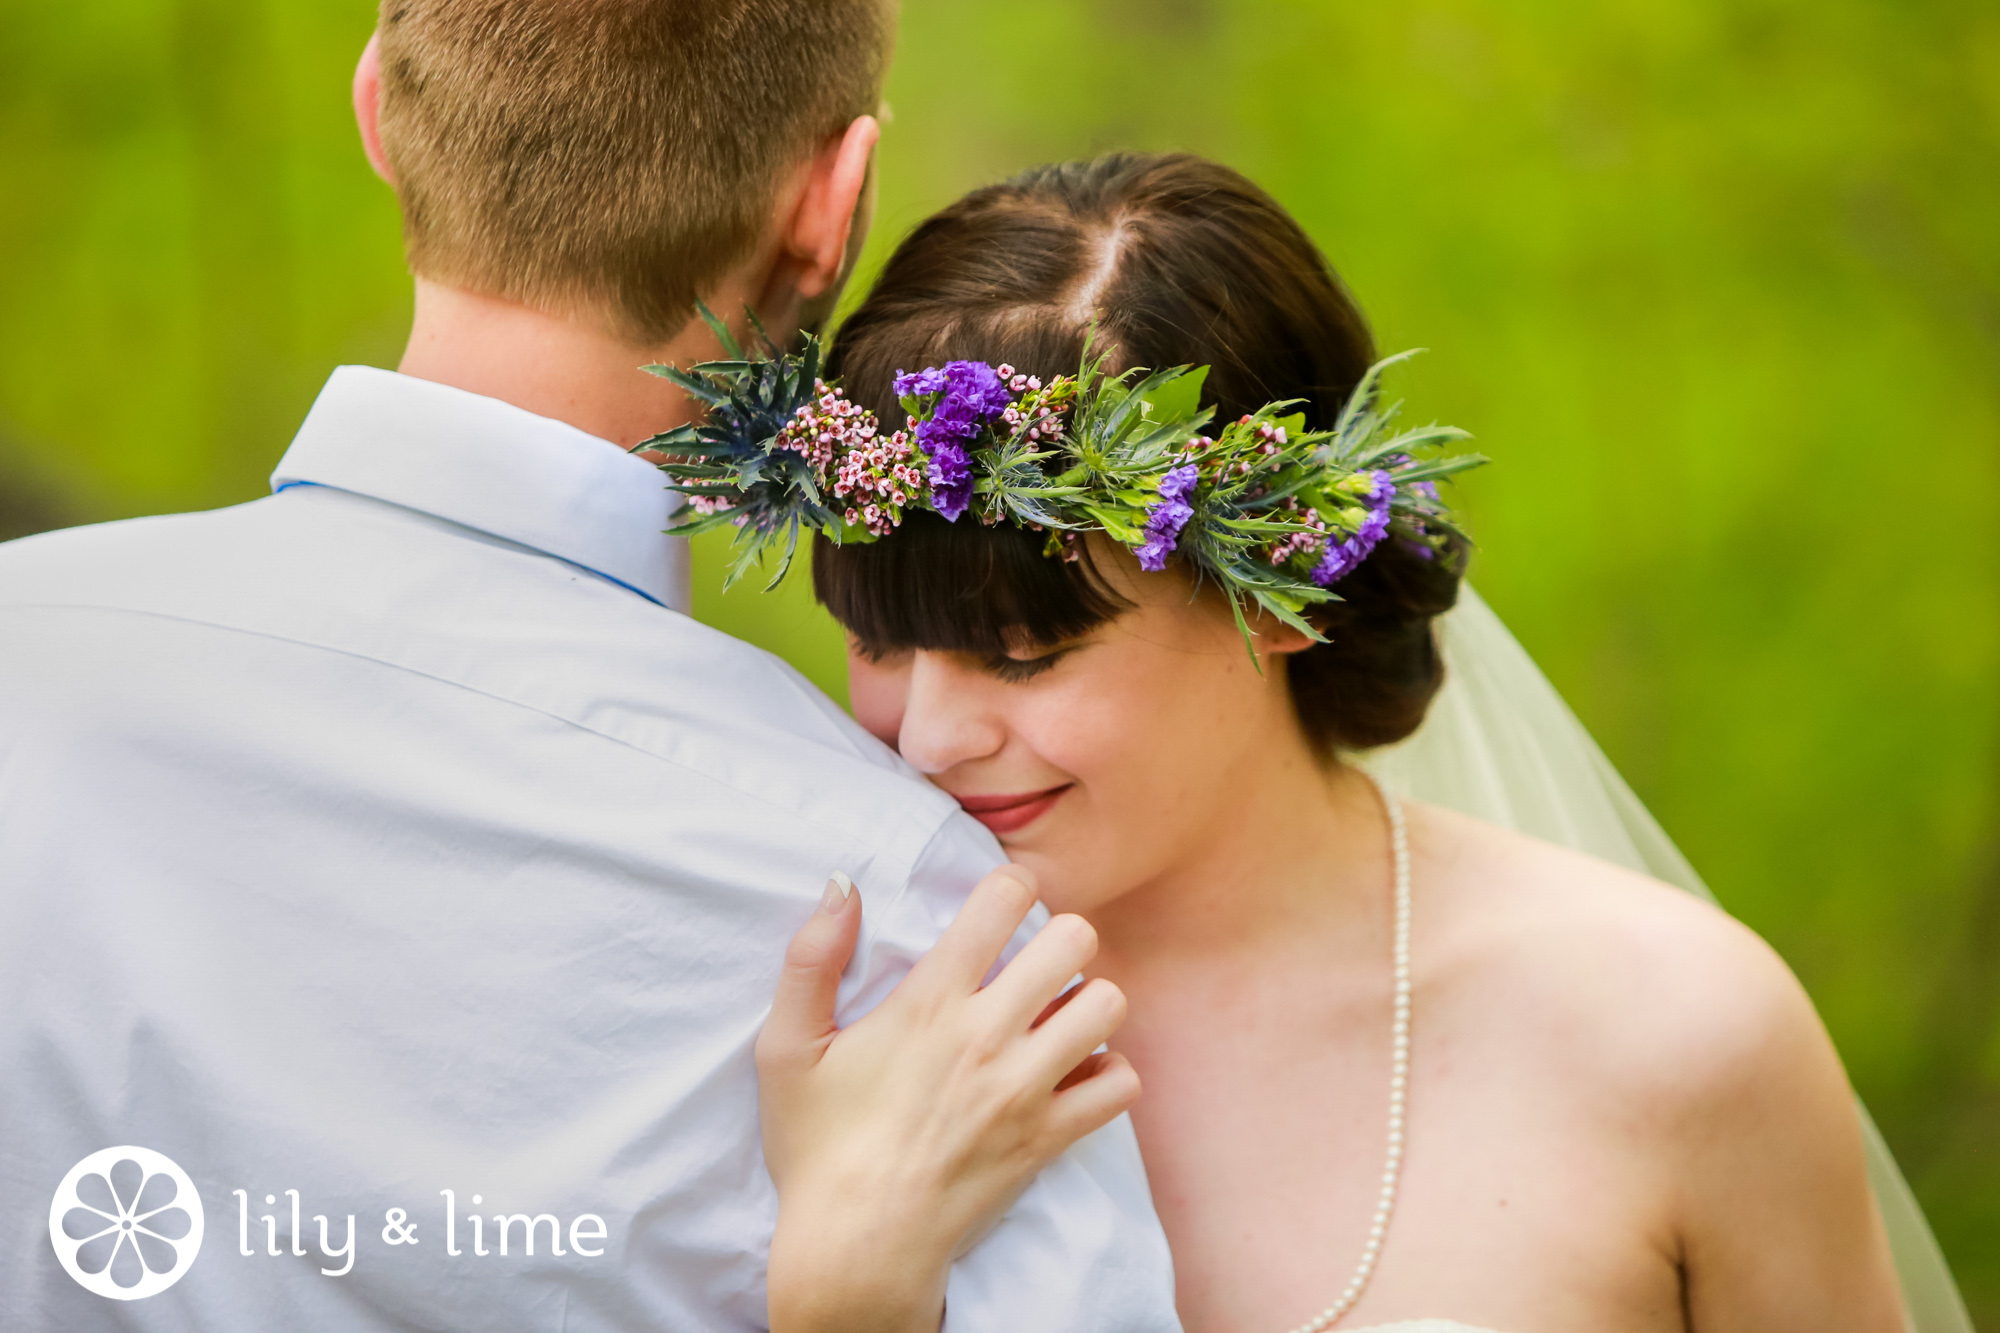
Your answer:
[814,152,1464,750]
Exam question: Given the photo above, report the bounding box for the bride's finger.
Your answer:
[904,864,1040,996]
[1031,980,1084,1030]
[1021,976,1127,1087]
[976,912,1098,1031]
[1053,1048,1117,1094]
[756,873,862,1078]
[1046,1050,1142,1148]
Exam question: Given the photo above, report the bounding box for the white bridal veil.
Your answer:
[1363,586,1973,1333]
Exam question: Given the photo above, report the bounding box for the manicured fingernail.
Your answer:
[820,871,854,912]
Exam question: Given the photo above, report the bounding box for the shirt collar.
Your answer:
[270,366,689,611]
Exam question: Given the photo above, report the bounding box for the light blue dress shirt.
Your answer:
[0,367,1179,1330]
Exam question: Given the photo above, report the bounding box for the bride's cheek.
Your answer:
[846,657,909,747]
[1028,688,1110,776]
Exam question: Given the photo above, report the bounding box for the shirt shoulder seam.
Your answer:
[0,600,950,886]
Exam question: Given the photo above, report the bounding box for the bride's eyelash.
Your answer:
[984,650,1069,684]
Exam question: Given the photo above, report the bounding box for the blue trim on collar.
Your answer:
[268,367,689,613]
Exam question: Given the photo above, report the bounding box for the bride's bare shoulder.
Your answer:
[1409,800,1832,1109]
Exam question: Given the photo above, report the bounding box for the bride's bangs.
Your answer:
[812,512,1128,659]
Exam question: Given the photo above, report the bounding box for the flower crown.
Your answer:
[638,308,1487,649]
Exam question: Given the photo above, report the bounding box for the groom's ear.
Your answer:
[781,114,882,302]
[353,33,394,186]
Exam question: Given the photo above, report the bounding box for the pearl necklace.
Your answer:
[1282,776,1412,1333]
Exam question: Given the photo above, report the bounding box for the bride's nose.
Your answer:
[896,652,1007,776]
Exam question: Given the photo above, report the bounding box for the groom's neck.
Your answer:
[396,279,741,450]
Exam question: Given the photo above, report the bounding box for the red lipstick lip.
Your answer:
[955,784,1073,835]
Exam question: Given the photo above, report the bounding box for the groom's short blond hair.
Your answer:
[376,0,891,344]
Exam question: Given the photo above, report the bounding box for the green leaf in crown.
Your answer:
[637,307,1487,645]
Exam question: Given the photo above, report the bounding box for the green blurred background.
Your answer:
[2,0,1994,1317]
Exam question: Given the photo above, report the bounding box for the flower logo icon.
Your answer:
[48,1146,205,1300]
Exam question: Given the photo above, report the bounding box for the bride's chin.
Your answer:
[993,838,1056,878]
[994,842,1097,912]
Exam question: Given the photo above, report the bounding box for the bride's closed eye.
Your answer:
[983,647,1074,684]
[846,635,1075,683]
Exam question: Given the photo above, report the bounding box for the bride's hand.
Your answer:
[756,865,1140,1333]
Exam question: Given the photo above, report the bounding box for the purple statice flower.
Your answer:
[892,366,948,398]
[1400,478,1441,560]
[1158,462,1200,504]
[1311,470,1396,587]
[901,361,1014,522]
[1135,463,1200,573]
[916,362,1013,456]
[926,440,974,522]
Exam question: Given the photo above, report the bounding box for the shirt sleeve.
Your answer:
[838,812,1183,1333]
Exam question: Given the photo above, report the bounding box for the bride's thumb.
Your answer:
[758,872,862,1074]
